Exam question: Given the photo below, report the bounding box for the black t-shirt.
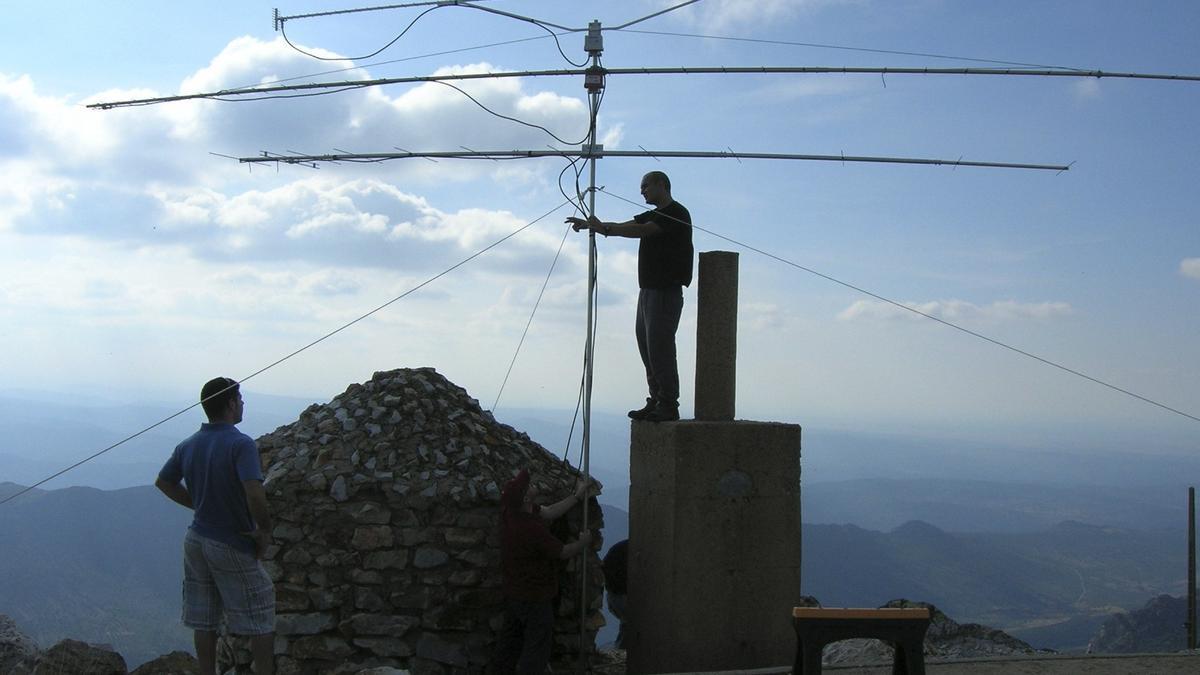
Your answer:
[634,200,693,289]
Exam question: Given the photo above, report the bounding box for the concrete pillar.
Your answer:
[627,421,801,673]
[695,251,739,421]
[624,247,802,673]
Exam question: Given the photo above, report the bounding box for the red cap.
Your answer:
[501,469,530,513]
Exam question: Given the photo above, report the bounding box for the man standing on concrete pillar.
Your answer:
[568,170,694,422]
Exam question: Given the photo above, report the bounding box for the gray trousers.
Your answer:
[635,287,684,407]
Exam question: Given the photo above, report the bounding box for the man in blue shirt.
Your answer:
[157,377,275,675]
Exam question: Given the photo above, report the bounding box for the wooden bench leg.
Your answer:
[792,634,827,675]
[891,635,926,675]
[802,640,824,675]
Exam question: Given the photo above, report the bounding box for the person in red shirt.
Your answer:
[493,469,593,674]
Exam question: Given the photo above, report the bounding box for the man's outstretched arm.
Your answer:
[567,215,662,238]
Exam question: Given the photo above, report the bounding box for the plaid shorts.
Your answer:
[182,529,275,635]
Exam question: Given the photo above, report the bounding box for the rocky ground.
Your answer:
[818,652,1200,674]
[594,650,1200,674]
[6,629,1198,674]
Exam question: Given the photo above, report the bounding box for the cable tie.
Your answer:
[395,146,438,162]
[460,145,499,161]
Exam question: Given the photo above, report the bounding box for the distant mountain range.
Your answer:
[803,478,1190,533]
[0,482,193,667]
[0,390,312,490]
[804,519,1185,652]
[2,478,1191,664]
[7,391,1200,495]
[2,392,1196,662]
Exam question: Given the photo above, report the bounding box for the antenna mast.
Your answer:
[579,18,604,671]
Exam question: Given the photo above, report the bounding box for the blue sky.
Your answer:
[1,1,1197,456]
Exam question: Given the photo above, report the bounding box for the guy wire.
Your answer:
[597,187,1200,426]
[491,221,576,412]
[0,201,572,507]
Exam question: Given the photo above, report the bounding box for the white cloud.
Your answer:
[601,122,625,148]
[140,178,580,274]
[1073,78,1102,100]
[665,0,840,31]
[180,36,361,96]
[2,37,601,277]
[837,299,1072,322]
[744,302,785,330]
[0,39,593,193]
[157,189,222,226]
[1,74,124,160]
[0,162,72,231]
[1181,258,1200,280]
[747,78,865,104]
[299,270,364,297]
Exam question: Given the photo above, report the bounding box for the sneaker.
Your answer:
[643,402,680,422]
[628,398,656,420]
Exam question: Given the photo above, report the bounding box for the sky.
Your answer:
[1,0,1197,461]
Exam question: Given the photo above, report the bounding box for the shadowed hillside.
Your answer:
[0,482,192,667]
[802,520,1185,651]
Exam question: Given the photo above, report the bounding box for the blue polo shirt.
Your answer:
[159,423,263,555]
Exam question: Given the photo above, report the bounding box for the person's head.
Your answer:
[501,468,545,514]
[640,171,672,206]
[501,468,532,513]
[524,481,541,507]
[200,376,243,424]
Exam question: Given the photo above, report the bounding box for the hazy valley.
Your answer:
[1,392,1197,664]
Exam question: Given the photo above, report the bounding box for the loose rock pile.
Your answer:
[0,617,129,675]
[0,614,39,674]
[1088,594,1188,654]
[33,639,128,675]
[2,614,192,674]
[819,599,1047,666]
[220,368,605,674]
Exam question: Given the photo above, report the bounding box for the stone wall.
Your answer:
[220,368,605,674]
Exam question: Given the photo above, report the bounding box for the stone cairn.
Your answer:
[219,367,605,674]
